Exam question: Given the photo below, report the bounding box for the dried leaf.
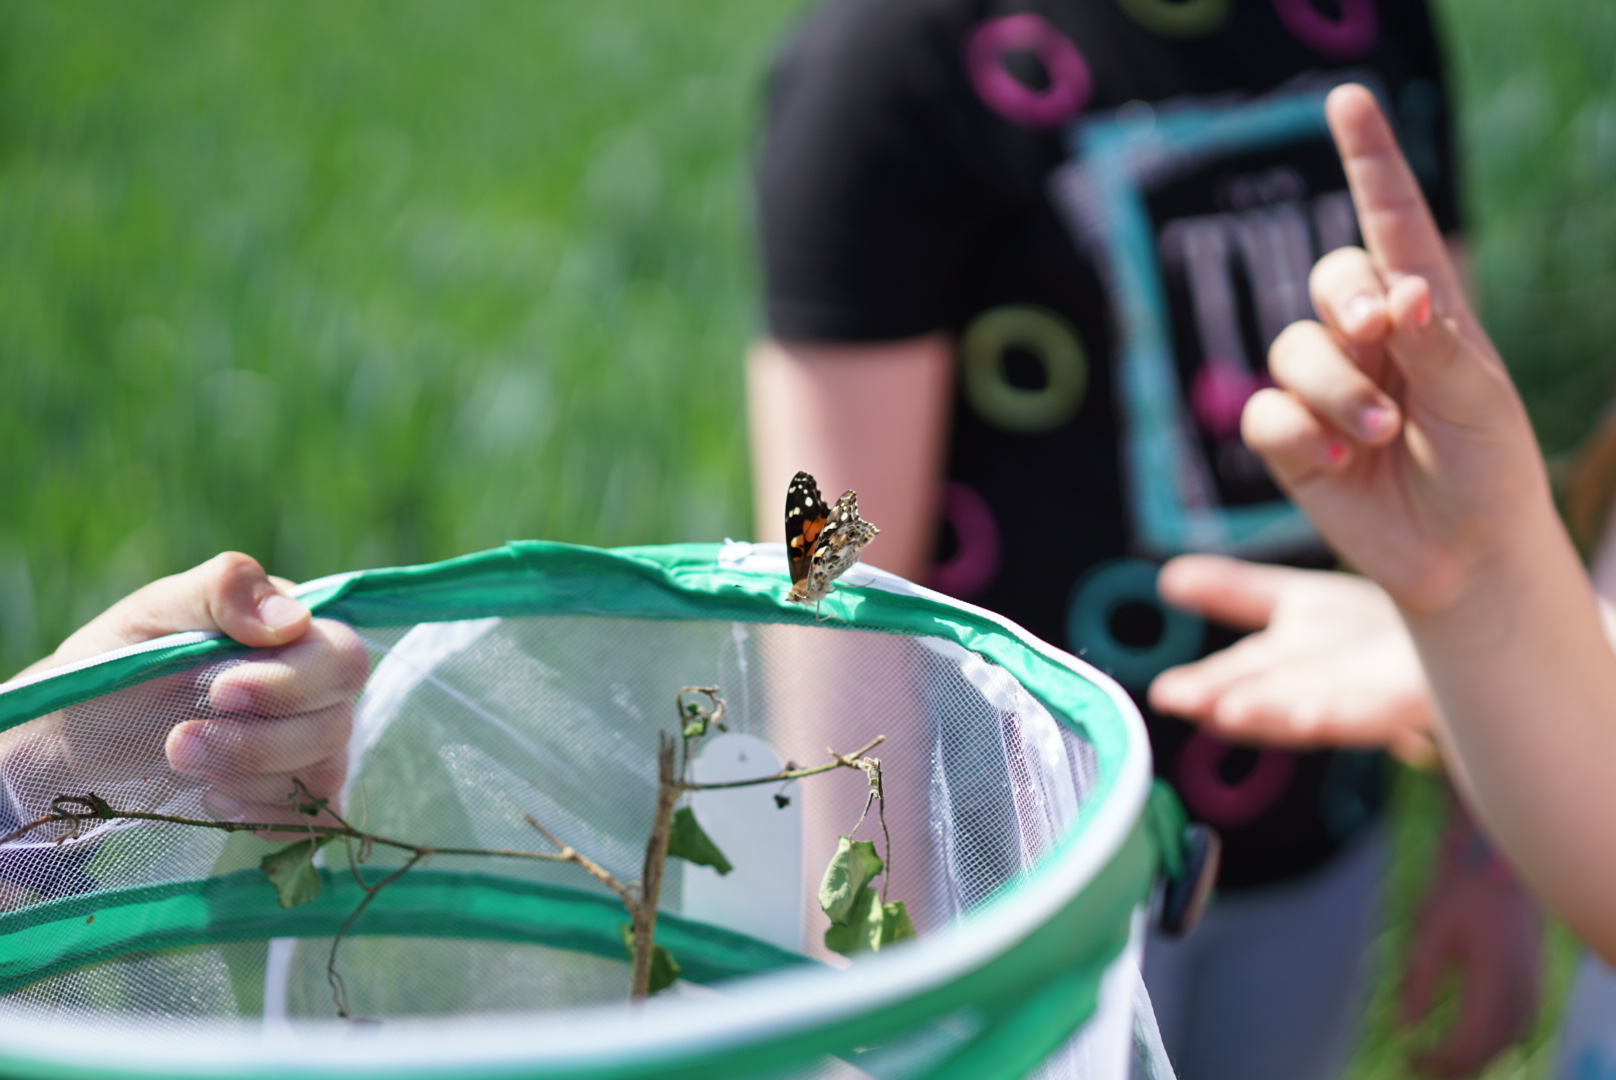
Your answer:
[666,806,733,875]
[619,924,682,995]
[259,836,332,909]
[817,835,882,925]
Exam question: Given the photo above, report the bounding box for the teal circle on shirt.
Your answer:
[1066,558,1205,689]
[960,305,1088,433]
[1114,0,1230,39]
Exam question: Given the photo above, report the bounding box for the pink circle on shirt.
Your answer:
[965,15,1092,130]
[1269,0,1378,59]
[930,482,1002,599]
[1174,731,1297,828]
[1191,358,1271,439]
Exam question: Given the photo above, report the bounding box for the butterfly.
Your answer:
[785,470,880,610]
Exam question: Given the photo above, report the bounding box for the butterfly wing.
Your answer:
[806,491,880,595]
[785,471,829,592]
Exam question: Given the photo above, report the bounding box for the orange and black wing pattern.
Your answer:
[785,470,830,596]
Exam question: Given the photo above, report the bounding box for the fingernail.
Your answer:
[1357,403,1397,440]
[1345,294,1383,333]
[258,592,306,631]
[1413,293,1433,329]
[167,726,207,772]
[211,676,254,715]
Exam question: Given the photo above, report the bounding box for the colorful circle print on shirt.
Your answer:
[1269,0,1378,58]
[964,15,1091,130]
[960,305,1089,433]
[1065,558,1205,690]
[1175,730,1298,829]
[930,482,1002,600]
[1114,0,1230,40]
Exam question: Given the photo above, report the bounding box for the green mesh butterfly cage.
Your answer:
[0,541,1191,1079]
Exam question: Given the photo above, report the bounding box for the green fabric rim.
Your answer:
[0,820,1156,1080]
[0,868,808,997]
[0,543,1126,778]
[0,541,1158,1080]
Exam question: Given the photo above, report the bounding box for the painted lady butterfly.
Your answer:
[785,470,880,609]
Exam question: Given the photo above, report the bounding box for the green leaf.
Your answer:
[824,889,915,957]
[259,836,332,909]
[877,899,916,947]
[817,835,883,925]
[666,806,733,875]
[823,885,879,956]
[619,924,682,995]
[682,717,708,738]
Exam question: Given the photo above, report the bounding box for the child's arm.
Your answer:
[1248,84,1616,961]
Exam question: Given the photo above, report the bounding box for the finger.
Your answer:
[1381,275,1475,393]
[1326,84,1463,310]
[166,700,352,778]
[50,552,311,667]
[189,753,349,808]
[206,620,371,717]
[1148,639,1268,721]
[1156,555,1296,630]
[1389,729,1444,771]
[1205,674,1360,747]
[1241,384,1352,490]
[1310,246,1389,343]
[1151,640,1370,746]
[1269,320,1402,446]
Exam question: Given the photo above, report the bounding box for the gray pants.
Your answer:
[1556,951,1616,1079]
[1142,827,1388,1080]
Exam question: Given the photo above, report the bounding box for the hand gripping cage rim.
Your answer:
[0,540,1173,1080]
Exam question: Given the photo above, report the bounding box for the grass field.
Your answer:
[1,2,1612,1072]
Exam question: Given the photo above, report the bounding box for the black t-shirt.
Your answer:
[758,0,1458,890]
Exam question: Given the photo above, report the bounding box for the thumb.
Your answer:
[42,552,310,671]
[1383,275,1511,424]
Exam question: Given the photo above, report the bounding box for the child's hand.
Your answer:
[9,552,369,830]
[1243,85,1550,619]
[1148,555,1438,766]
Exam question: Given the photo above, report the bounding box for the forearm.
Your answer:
[1405,509,1616,959]
[746,336,952,584]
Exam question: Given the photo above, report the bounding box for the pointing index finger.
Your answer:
[1326,84,1463,315]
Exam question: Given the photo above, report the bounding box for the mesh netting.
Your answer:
[0,541,1174,1080]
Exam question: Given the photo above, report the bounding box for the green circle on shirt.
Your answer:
[961,305,1088,433]
[1067,558,1206,689]
[1114,0,1229,39]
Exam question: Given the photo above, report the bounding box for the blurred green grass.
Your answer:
[0,1,797,670]
[0,2,1612,1073]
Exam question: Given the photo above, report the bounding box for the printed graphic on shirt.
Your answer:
[1049,77,1387,558]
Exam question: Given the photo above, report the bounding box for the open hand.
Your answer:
[1149,555,1438,765]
